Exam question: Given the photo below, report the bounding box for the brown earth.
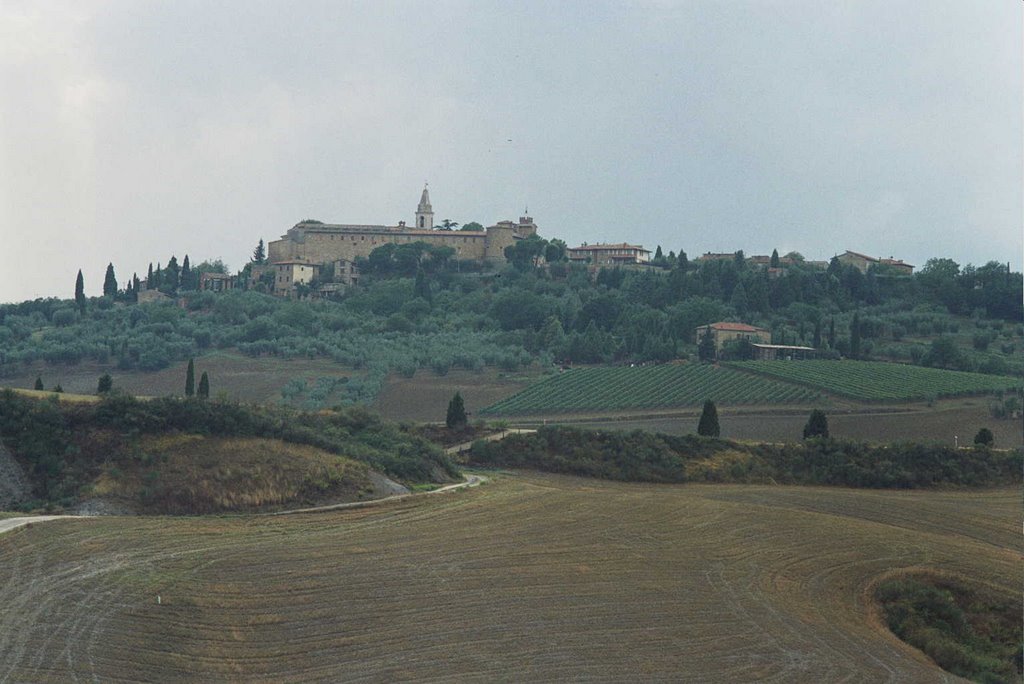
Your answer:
[556,399,1023,446]
[2,351,361,402]
[0,473,1017,681]
[373,367,543,422]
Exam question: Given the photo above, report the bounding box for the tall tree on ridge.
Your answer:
[103,263,118,297]
[74,270,86,314]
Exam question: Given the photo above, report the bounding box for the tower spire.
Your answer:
[415,182,434,229]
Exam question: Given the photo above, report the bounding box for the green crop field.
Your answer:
[728,360,1022,402]
[481,364,821,415]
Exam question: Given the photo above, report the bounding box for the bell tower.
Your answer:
[415,183,434,229]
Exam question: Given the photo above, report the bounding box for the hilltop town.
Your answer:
[132,185,917,301]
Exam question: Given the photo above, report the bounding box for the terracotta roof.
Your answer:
[701,322,769,333]
[568,243,650,252]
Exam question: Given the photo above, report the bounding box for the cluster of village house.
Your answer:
[169,186,914,310]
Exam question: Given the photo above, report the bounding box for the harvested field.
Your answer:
[374,367,541,422]
[1,351,360,403]
[0,474,1018,681]
[566,401,1024,446]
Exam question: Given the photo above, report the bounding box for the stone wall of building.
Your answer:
[268,222,529,268]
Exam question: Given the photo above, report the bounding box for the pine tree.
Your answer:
[74,269,86,314]
[103,263,118,297]
[252,239,266,263]
[770,249,780,268]
[446,392,467,430]
[697,400,720,437]
[34,376,43,391]
[803,409,829,439]
[185,359,195,397]
[97,374,113,394]
[198,371,209,398]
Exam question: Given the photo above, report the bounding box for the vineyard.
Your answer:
[727,360,1023,402]
[480,364,820,415]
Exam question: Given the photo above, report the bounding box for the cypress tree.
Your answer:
[414,268,432,303]
[698,328,716,362]
[812,319,822,349]
[827,318,836,348]
[654,245,663,261]
[74,269,86,314]
[770,249,780,268]
[54,383,63,393]
[850,313,861,359]
[181,255,192,291]
[198,371,210,398]
[103,263,118,297]
[446,392,467,430]
[146,263,154,289]
[34,376,43,391]
[185,358,195,397]
[697,400,720,437]
[677,251,689,272]
[803,409,829,439]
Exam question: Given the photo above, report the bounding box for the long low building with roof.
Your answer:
[267,185,538,269]
[567,243,651,265]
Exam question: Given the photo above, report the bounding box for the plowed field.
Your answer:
[0,475,1018,682]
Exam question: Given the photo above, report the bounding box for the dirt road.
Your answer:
[0,515,87,536]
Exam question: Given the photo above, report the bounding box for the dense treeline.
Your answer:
[468,426,1022,489]
[1,247,1020,406]
[0,390,457,506]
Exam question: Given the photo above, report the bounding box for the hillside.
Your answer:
[0,474,1018,681]
[2,253,1021,412]
[0,391,455,512]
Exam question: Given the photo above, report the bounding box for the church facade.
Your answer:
[267,186,538,267]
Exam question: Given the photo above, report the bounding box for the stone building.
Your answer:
[267,186,538,269]
[567,243,651,265]
[837,250,914,274]
[694,322,770,355]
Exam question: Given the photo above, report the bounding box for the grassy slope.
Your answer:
[89,434,373,514]
[0,475,1017,681]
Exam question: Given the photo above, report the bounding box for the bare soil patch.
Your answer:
[374,367,542,422]
[552,400,1022,446]
[0,475,1017,682]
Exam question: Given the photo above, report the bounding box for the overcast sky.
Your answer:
[1,1,1021,303]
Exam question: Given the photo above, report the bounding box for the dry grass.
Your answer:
[92,435,372,514]
[0,473,1018,681]
[2,387,100,403]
